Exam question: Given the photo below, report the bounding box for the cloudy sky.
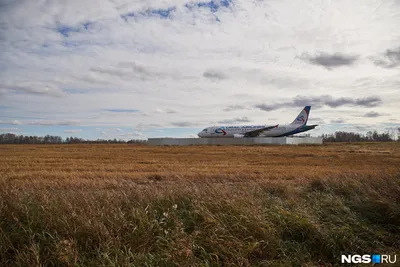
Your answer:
[1,0,399,140]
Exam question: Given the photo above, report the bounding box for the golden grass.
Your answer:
[0,143,399,266]
[1,143,399,188]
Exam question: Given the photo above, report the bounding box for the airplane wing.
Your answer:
[243,125,278,137]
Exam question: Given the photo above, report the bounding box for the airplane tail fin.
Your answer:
[291,106,311,125]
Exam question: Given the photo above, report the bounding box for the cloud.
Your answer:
[330,119,345,124]
[136,123,163,129]
[0,128,19,132]
[254,104,279,112]
[353,125,373,132]
[0,83,64,97]
[1,0,399,137]
[318,96,380,108]
[90,61,166,81]
[301,52,358,69]
[222,105,249,111]
[203,70,227,81]
[29,120,80,126]
[0,120,22,125]
[64,129,82,133]
[90,66,133,78]
[132,131,143,136]
[118,131,143,137]
[373,47,400,68]
[218,117,251,124]
[307,117,324,124]
[323,97,354,108]
[170,121,194,127]
[353,97,382,107]
[100,127,144,140]
[363,111,383,118]
[255,95,382,111]
[104,109,139,113]
[154,108,177,114]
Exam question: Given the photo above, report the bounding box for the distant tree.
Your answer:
[321,131,394,143]
[366,131,372,141]
[0,134,154,145]
[398,128,400,141]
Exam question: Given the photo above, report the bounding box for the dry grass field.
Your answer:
[1,143,400,266]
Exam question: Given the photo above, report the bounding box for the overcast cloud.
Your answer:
[363,111,384,118]
[330,119,345,124]
[0,0,400,138]
[255,95,382,112]
[64,129,82,133]
[218,117,251,124]
[373,47,400,68]
[301,53,359,70]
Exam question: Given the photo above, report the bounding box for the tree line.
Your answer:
[0,130,399,144]
[320,130,399,142]
[0,133,147,144]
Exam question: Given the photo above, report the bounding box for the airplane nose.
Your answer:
[198,132,201,137]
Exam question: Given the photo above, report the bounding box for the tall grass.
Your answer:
[0,143,399,266]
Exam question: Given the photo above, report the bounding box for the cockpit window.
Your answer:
[203,129,207,132]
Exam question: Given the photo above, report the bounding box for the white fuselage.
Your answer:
[198,124,300,138]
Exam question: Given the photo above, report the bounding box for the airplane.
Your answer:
[197,106,318,138]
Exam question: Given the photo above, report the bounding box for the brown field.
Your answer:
[1,143,400,266]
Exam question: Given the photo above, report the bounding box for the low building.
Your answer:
[147,137,323,146]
